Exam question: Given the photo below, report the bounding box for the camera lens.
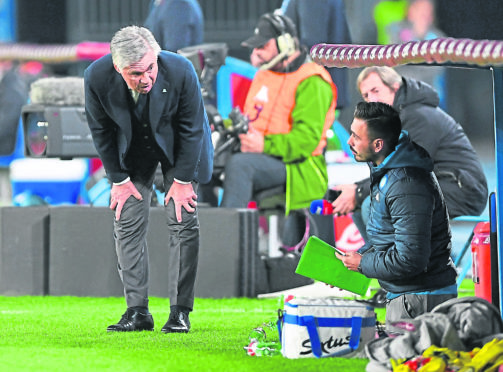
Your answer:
[25,112,48,156]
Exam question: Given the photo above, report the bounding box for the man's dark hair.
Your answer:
[354,101,402,152]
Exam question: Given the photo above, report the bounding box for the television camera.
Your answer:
[207,105,249,180]
[21,77,97,159]
[178,43,250,187]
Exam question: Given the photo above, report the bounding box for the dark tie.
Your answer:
[134,93,148,121]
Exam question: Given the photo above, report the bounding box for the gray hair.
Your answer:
[356,66,402,94]
[110,25,161,70]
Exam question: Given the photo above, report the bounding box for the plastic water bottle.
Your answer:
[244,326,281,357]
[248,327,267,342]
[244,340,282,357]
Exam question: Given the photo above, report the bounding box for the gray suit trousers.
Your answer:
[113,166,200,310]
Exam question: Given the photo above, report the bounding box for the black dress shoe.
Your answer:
[356,288,387,308]
[107,308,154,332]
[161,310,190,333]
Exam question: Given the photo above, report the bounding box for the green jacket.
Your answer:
[263,76,334,214]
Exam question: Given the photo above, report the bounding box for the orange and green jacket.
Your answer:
[243,60,337,214]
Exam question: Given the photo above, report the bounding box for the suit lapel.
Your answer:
[148,72,170,133]
[108,74,133,122]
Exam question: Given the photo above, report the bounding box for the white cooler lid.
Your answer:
[10,158,88,181]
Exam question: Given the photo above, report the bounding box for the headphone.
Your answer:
[259,13,296,70]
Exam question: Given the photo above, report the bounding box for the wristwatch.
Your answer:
[357,253,363,273]
[356,185,365,202]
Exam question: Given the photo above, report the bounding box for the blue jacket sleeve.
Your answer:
[145,0,203,52]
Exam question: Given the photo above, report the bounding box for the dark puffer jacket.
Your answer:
[359,131,457,294]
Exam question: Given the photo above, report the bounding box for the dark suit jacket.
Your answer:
[84,51,213,184]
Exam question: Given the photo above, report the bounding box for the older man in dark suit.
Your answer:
[84,25,213,334]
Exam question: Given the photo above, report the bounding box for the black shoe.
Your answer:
[357,288,387,308]
[161,310,190,333]
[107,308,154,332]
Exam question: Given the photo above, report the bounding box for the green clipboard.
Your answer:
[295,236,371,296]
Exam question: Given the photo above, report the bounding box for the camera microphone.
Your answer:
[309,189,342,215]
[309,199,334,215]
[259,51,288,71]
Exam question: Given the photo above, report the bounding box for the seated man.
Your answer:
[333,66,488,242]
[338,102,457,333]
[219,12,337,215]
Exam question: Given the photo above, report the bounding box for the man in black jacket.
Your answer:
[338,102,457,333]
[333,66,488,242]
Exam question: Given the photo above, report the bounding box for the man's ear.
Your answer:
[113,64,121,74]
[373,138,384,153]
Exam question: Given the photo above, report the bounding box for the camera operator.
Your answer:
[219,12,337,215]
